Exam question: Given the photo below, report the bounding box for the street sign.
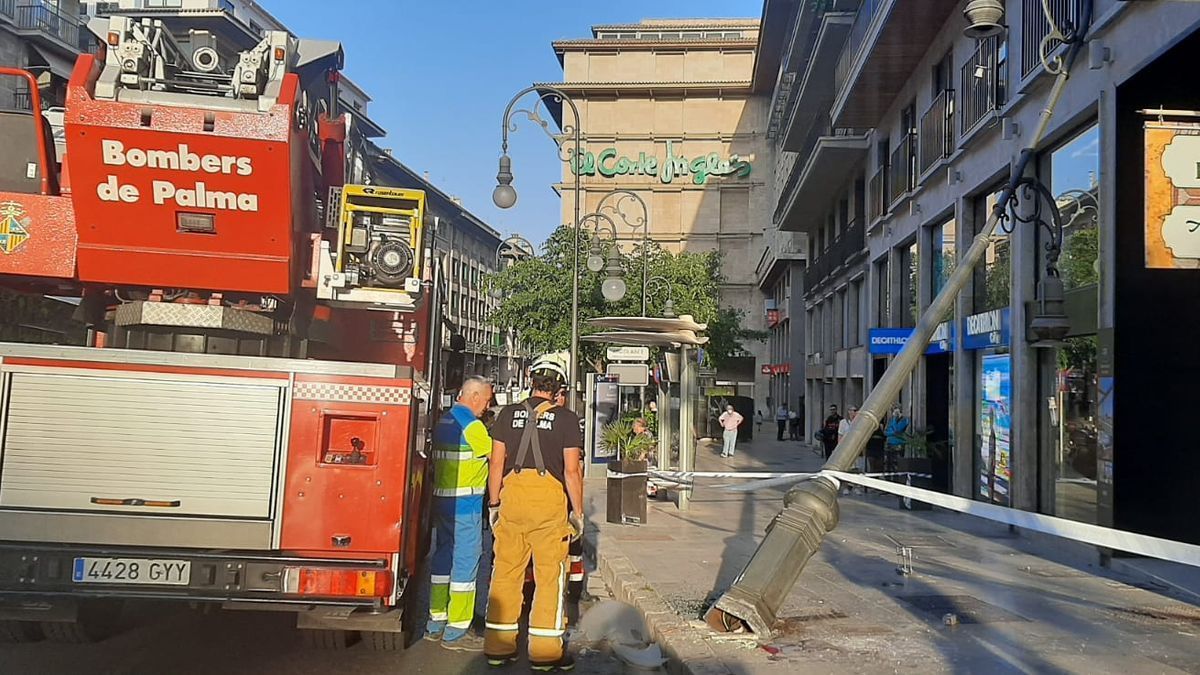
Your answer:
[606,345,650,361]
[606,363,650,386]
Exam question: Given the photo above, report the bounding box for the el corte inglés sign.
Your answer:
[571,141,751,185]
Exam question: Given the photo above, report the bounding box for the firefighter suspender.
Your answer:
[513,400,555,475]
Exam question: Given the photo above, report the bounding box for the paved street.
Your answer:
[0,587,631,674]
[586,435,1200,674]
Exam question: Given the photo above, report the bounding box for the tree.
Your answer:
[485,225,765,370]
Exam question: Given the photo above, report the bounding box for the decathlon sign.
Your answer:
[868,322,952,355]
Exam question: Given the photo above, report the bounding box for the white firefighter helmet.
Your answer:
[529,351,569,385]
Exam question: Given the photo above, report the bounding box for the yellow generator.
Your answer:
[316,185,427,309]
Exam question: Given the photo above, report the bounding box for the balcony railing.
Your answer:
[886,133,916,206]
[1022,0,1078,78]
[868,165,886,223]
[919,89,954,173]
[961,35,1007,134]
[833,0,885,100]
[15,2,81,49]
[0,0,15,20]
[804,218,866,291]
[12,90,31,111]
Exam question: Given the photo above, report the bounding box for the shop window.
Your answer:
[973,186,1010,311]
[1044,122,1100,524]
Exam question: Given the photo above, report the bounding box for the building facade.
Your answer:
[2,1,93,109]
[542,19,772,411]
[762,0,1200,546]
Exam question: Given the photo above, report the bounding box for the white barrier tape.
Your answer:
[607,471,649,479]
[823,470,1200,568]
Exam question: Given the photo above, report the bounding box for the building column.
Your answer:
[953,194,976,499]
[1010,159,1039,513]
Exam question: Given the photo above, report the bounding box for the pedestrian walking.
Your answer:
[484,371,584,672]
[775,403,788,441]
[821,405,842,460]
[426,377,494,651]
[884,405,910,476]
[718,404,743,457]
[838,406,864,495]
[788,408,800,440]
[755,409,764,434]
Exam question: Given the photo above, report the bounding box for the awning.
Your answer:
[581,331,708,347]
[587,315,707,333]
[28,44,77,80]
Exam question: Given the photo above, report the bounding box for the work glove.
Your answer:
[568,512,584,543]
[488,504,501,531]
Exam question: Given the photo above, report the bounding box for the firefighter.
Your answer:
[426,376,494,651]
[484,370,584,672]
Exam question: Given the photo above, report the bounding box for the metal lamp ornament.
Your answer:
[963,0,1005,39]
[600,248,626,303]
[492,154,517,209]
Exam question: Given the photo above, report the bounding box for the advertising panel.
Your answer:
[590,375,620,464]
[1144,120,1200,269]
[979,353,1012,505]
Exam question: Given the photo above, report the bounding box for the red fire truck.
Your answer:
[0,16,444,649]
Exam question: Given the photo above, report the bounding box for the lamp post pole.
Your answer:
[494,86,582,409]
[594,190,650,315]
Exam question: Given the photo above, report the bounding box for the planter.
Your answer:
[895,457,933,511]
[606,459,648,525]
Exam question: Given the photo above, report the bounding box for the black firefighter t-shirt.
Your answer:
[493,397,584,486]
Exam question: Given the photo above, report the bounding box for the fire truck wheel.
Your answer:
[301,628,359,650]
[0,620,42,643]
[363,630,405,651]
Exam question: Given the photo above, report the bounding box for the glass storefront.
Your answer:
[1045,123,1101,523]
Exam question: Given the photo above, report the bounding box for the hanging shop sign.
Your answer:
[571,140,752,185]
[1144,119,1200,269]
[961,308,1010,350]
[867,322,952,355]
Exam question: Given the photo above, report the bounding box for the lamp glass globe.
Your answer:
[602,277,627,303]
[492,184,517,209]
[586,253,605,273]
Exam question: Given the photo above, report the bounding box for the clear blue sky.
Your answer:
[267,0,762,246]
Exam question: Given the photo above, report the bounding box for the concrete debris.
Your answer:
[576,600,666,669]
[611,642,667,670]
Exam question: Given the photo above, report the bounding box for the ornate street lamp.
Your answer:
[579,212,626,303]
[595,190,651,315]
[645,275,676,318]
[494,86,583,407]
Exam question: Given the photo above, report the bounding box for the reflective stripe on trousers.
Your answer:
[429,495,484,632]
[484,470,570,664]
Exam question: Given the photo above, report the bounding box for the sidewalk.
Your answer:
[583,435,1200,674]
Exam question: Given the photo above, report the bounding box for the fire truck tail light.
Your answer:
[282,567,392,598]
[274,47,285,61]
[107,32,120,46]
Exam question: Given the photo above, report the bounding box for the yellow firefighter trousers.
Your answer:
[484,469,571,664]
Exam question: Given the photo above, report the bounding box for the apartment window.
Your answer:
[974,186,1010,311]
[875,257,890,327]
[899,240,918,327]
[848,279,863,347]
[249,20,264,36]
[146,0,183,6]
[932,50,954,98]
[931,217,957,297]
